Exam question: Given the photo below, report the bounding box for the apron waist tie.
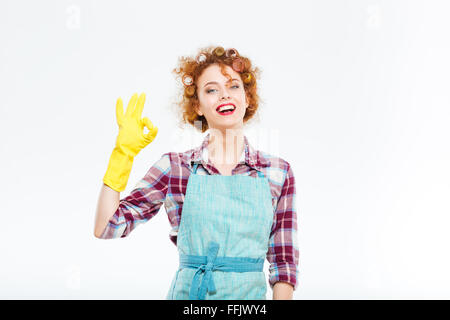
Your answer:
[179,242,264,300]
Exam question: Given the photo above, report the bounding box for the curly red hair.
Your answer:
[171,45,262,132]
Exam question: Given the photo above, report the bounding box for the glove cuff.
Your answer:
[103,147,135,192]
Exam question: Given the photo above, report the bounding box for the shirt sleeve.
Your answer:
[99,153,171,239]
[266,161,300,290]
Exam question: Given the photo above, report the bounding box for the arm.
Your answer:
[94,92,159,238]
[94,184,120,238]
[273,282,294,300]
[95,153,171,239]
[266,161,299,299]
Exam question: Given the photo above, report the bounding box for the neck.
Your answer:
[207,128,245,166]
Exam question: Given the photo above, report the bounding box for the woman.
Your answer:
[94,46,299,300]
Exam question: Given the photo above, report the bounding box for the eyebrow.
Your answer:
[203,78,240,88]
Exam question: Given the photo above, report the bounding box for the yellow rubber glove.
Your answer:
[103,93,158,192]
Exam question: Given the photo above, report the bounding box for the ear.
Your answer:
[195,105,203,116]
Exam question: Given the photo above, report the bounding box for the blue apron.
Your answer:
[166,161,274,300]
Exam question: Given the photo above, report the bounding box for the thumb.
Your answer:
[142,117,158,142]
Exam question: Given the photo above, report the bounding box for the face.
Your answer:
[195,64,249,131]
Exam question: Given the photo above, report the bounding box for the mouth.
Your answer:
[216,103,236,116]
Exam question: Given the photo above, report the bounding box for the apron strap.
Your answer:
[256,169,265,178]
[179,241,264,300]
[192,162,199,174]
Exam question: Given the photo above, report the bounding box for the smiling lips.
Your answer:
[216,103,236,115]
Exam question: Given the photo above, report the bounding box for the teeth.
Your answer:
[218,105,235,112]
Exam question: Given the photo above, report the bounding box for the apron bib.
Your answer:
[166,162,274,300]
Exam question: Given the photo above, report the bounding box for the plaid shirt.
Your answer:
[100,133,299,290]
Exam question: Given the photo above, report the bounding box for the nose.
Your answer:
[220,87,231,100]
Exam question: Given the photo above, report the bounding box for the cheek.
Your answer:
[197,95,207,111]
[237,89,247,101]
[199,93,214,106]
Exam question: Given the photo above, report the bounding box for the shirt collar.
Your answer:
[188,132,270,170]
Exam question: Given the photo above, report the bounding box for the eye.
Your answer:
[206,85,240,94]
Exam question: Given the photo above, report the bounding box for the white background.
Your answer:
[1,0,449,299]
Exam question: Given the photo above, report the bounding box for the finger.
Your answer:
[115,97,124,126]
[142,117,158,141]
[133,92,146,119]
[125,93,138,118]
